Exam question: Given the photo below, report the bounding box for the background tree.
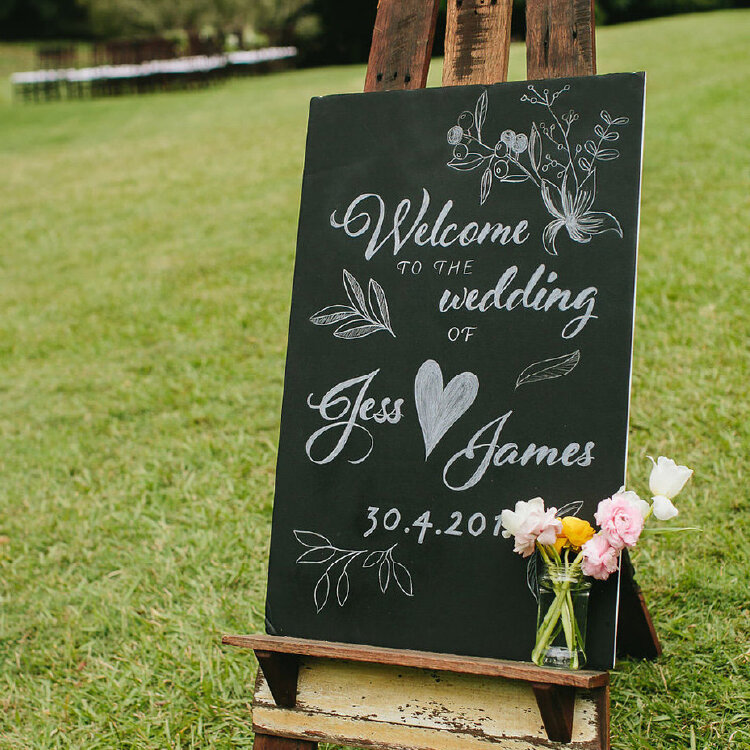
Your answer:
[80,0,214,38]
[0,0,90,39]
[0,0,743,51]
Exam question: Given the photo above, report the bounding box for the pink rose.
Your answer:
[581,533,620,580]
[594,491,645,550]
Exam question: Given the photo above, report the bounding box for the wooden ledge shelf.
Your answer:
[222,633,608,689]
[223,634,610,746]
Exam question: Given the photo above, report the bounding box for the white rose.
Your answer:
[647,456,693,521]
[500,496,545,539]
[652,495,679,521]
[648,456,693,499]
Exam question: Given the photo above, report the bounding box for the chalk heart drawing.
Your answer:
[415,359,479,459]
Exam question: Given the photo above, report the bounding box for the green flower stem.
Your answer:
[531,549,588,668]
[565,587,581,669]
[561,593,574,650]
[532,578,570,664]
[532,589,565,663]
[537,544,553,566]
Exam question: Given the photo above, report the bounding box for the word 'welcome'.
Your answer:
[330,188,529,260]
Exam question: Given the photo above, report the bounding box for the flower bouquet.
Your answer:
[500,456,694,669]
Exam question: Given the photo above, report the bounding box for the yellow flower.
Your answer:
[554,535,567,553]
[560,516,595,549]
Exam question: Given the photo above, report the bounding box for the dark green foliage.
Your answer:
[0,0,91,40]
[0,0,743,51]
[292,0,379,66]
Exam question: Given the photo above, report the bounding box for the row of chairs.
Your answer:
[36,34,239,70]
[12,48,297,102]
[37,45,78,69]
[91,38,180,66]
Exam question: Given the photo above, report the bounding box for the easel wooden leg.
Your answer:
[364,0,440,92]
[595,684,611,750]
[531,683,576,743]
[525,0,597,79]
[254,650,300,707]
[252,732,316,750]
[244,649,611,750]
[616,551,662,660]
[443,0,513,86]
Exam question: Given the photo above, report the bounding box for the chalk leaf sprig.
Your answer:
[295,530,413,612]
[516,350,581,389]
[310,269,395,339]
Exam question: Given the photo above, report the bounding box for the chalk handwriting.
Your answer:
[434,259,475,275]
[396,260,423,275]
[330,188,529,260]
[443,410,595,491]
[438,264,597,339]
[306,370,404,464]
[447,327,477,342]
[365,506,505,544]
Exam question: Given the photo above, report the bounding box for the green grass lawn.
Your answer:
[1,9,748,749]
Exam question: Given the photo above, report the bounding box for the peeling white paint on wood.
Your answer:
[252,657,606,749]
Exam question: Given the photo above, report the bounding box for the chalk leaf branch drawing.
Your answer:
[295,530,413,612]
[415,359,479,459]
[310,269,395,339]
[446,85,630,255]
[516,350,581,389]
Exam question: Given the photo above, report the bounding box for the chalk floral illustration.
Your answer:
[310,269,395,339]
[446,85,630,255]
[294,530,413,612]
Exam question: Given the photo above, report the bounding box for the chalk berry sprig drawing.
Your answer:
[446,85,630,255]
[310,269,395,339]
[294,530,413,612]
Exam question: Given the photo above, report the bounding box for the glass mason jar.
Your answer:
[532,561,592,669]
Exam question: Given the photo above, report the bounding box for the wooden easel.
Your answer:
[224,2,660,748]
[226,634,611,748]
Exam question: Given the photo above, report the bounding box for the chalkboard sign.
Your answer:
[265,72,646,669]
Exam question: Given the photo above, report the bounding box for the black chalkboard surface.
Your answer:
[265,72,646,669]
